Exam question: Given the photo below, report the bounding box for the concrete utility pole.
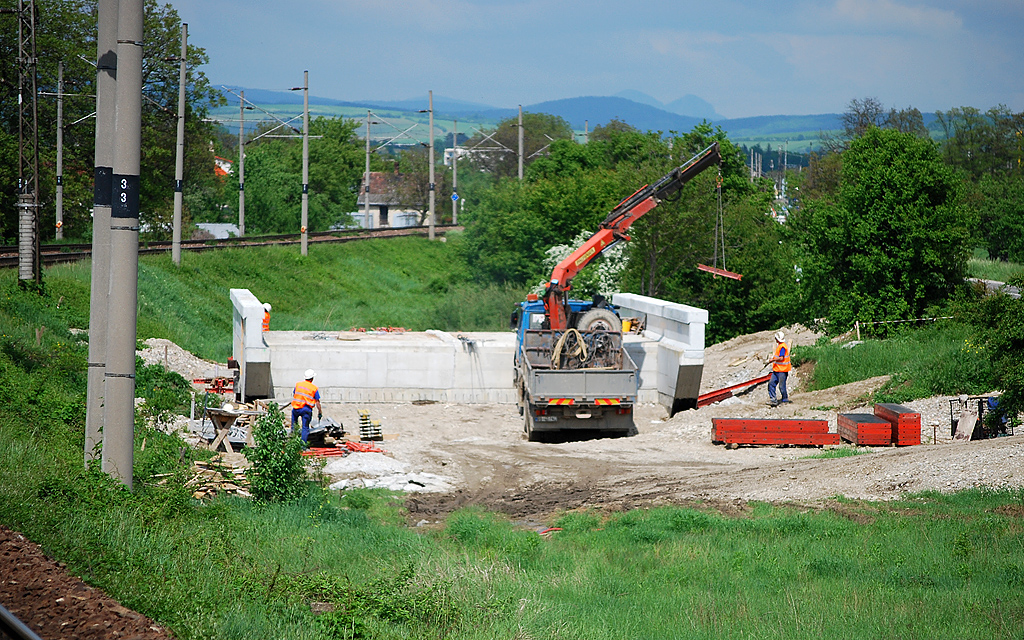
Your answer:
[451,119,458,224]
[171,23,186,265]
[428,90,435,240]
[584,120,588,145]
[517,105,524,181]
[364,110,371,228]
[103,0,144,488]
[237,91,245,236]
[16,0,41,287]
[84,0,117,466]
[297,71,309,255]
[55,61,63,240]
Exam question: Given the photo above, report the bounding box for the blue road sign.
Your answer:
[451,192,460,202]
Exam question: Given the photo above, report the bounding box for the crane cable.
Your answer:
[712,170,727,273]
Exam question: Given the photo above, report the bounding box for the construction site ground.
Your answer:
[141,329,1024,520]
[4,330,1021,635]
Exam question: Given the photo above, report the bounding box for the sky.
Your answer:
[172,0,1024,119]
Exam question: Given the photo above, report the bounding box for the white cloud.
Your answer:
[815,0,958,33]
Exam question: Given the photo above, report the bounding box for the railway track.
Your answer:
[0,225,462,268]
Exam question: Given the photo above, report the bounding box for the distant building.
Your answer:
[354,171,422,228]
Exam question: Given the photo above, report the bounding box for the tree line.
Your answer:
[0,0,224,243]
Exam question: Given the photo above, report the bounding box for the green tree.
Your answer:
[793,127,973,332]
[0,0,224,242]
[937,106,1024,181]
[968,280,1024,423]
[241,117,362,234]
[463,112,573,179]
[244,402,307,503]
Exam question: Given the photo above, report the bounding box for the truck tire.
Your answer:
[576,308,620,333]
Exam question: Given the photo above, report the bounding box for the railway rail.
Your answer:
[0,225,461,268]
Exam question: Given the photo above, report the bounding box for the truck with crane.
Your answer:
[513,142,722,441]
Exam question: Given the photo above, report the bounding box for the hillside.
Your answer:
[43,235,525,362]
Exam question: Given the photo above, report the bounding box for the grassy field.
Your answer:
[792,322,994,404]
[3,240,1022,638]
[42,234,526,362]
[968,257,1024,283]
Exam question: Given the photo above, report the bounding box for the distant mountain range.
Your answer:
[216,85,845,141]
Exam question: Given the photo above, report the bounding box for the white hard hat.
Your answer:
[304,369,315,380]
[775,331,785,343]
[263,303,272,312]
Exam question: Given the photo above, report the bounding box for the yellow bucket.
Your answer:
[621,320,631,333]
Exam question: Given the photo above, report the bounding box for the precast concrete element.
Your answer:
[613,293,708,415]
[265,329,516,404]
[229,289,705,405]
[230,289,271,400]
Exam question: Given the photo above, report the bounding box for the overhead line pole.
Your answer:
[103,0,144,488]
[364,110,372,229]
[238,91,246,236]
[517,105,523,181]
[452,118,457,225]
[55,61,63,240]
[428,90,435,241]
[300,71,309,255]
[171,22,186,265]
[16,0,41,287]
[85,0,117,466]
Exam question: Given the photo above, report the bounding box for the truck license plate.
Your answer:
[536,416,558,422]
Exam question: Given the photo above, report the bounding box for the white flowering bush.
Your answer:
[535,230,629,298]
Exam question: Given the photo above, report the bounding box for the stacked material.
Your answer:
[874,402,922,446]
[357,410,383,441]
[838,413,893,446]
[712,418,840,446]
[183,454,250,499]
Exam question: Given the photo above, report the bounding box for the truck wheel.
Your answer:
[577,308,621,333]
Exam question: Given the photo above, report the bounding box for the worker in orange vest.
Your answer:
[767,330,791,407]
[262,303,272,331]
[291,369,322,443]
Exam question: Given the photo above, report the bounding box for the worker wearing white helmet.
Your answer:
[262,302,272,332]
[767,330,792,407]
[291,368,322,443]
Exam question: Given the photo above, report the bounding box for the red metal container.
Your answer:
[712,418,838,446]
[838,413,892,445]
[873,403,922,446]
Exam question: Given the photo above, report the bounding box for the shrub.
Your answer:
[243,402,307,502]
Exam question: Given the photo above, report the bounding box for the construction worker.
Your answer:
[291,369,322,443]
[262,303,272,331]
[767,330,791,407]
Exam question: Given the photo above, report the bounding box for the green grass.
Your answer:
[3,260,1024,638]
[968,256,1024,283]
[42,233,527,361]
[792,323,994,404]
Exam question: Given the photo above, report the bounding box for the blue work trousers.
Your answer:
[768,371,789,402]
[291,406,313,442]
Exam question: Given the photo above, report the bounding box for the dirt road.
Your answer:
[310,327,1023,518]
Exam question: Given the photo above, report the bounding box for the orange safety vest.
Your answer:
[262,311,270,332]
[773,341,791,372]
[292,380,318,409]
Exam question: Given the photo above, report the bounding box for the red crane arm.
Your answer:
[543,142,721,330]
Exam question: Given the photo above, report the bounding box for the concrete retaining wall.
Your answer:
[232,290,707,406]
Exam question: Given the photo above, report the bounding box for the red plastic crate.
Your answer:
[838,413,893,445]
